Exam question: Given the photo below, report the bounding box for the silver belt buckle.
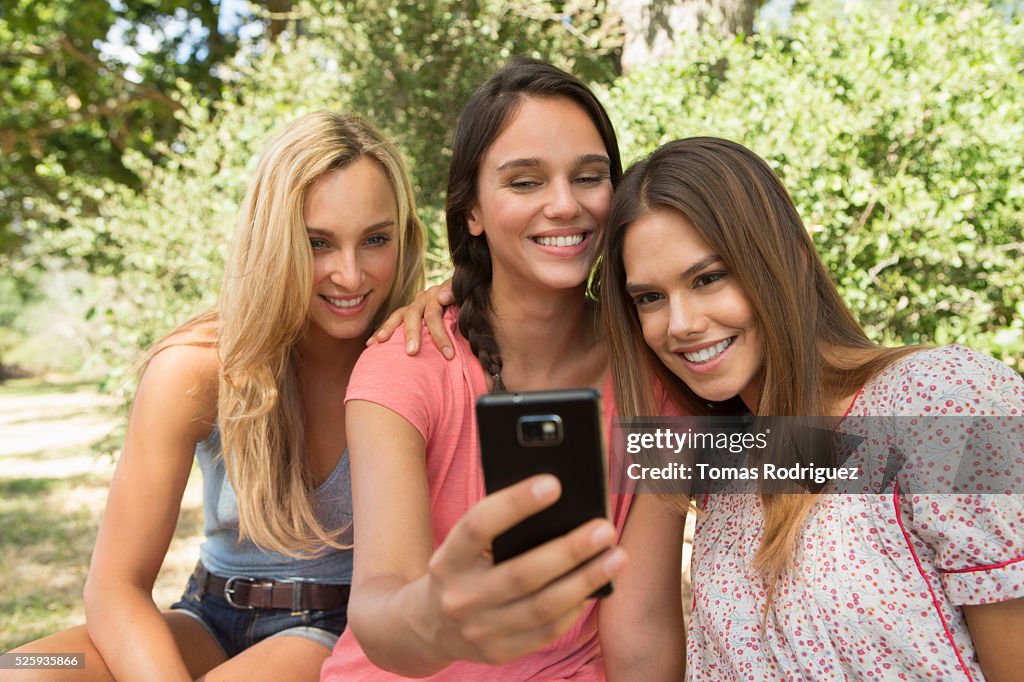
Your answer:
[224,575,266,609]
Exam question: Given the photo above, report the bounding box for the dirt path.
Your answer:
[0,386,119,466]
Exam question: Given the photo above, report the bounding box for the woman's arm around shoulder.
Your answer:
[84,341,219,681]
[367,278,455,359]
[600,494,686,681]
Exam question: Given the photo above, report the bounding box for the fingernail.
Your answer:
[532,476,559,499]
[407,341,417,353]
[442,347,454,360]
[590,524,614,547]
[604,549,626,573]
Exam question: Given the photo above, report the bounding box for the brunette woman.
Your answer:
[322,59,685,680]
[602,137,1024,681]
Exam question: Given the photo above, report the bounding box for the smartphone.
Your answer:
[476,388,612,597]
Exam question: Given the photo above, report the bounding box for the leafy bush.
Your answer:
[47,2,614,380]
[26,0,1023,382]
[604,0,1023,372]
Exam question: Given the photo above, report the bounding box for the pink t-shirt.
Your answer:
[321,307,634,681]
[688,346,1024,681]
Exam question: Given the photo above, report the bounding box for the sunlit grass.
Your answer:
[0,381,201,652]
[0,376,102,397]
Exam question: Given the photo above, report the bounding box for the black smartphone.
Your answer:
[476,388,612,597]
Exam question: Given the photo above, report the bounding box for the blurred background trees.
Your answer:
[1,0,1021,384]
[606,0,1024,365]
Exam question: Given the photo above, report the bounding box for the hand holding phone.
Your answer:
[420,473,624,665]
[476,388,613,597]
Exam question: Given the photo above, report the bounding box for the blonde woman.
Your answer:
[9,111,425,681]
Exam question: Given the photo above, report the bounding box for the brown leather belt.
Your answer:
[193,563,350,611]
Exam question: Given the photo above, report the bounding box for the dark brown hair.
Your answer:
[446,57,622,385]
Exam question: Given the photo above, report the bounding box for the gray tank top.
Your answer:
[195,424,353,582]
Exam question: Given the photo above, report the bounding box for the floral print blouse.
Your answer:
[688,346,1024,681]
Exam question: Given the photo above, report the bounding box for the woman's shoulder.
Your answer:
[146,336,219,384]
[139,333,220,426]
[350,306,477,398]
[347,307,479,438]
[863,345,1022,415]
[874,345,1018,385]
[358,306,468,369]
[152,313,219,350]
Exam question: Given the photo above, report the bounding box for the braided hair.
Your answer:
[445,58,622,389]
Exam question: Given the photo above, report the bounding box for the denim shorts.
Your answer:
[170,573,349,657]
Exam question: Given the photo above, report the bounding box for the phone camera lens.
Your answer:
[517,415,563,446]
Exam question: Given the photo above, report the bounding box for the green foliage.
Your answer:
[605,0,1024,371]
[49,70,295,374]
[0,0,241,262]
[8,0,1021,381]
[1,265,119,377]
[302,0,618,205]
[51,1,615,376]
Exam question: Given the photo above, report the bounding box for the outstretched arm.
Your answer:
[345,399,626,677]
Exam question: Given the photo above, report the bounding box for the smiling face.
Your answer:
[467,96,612,294]
[303,157,399,343]
[623,208,763,410]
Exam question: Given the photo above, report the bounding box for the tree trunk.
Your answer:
[267,0,297,42]
[613,0,763,73]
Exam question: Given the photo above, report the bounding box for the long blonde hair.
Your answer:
[200,111,423,555]
[601,138,917,598]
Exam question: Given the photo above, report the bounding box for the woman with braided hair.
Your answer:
[321,58,685,680]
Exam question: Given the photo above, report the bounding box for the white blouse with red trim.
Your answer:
[687,345,1024,682]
